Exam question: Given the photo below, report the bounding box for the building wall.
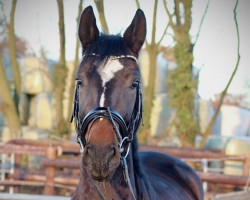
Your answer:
[0,57,75,141]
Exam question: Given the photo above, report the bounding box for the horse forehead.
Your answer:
[97,59,124,85]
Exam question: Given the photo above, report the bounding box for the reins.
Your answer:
[70,54,143,200]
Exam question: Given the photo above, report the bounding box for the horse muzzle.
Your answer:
[82,143,120,182]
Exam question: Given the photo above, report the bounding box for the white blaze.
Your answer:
[98,59,124,107]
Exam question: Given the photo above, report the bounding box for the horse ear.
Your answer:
[123,9,146,55]
[78,6,99,49]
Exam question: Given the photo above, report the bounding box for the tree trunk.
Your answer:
[165,0,198,147]
[167,34,198,147]
[94,0,109,34]
[0,52,21,138]
[137,0,159,144]
[54,0,68,136]
[138,48,157,144]
[68,0,83,123]
[8,0,20,109]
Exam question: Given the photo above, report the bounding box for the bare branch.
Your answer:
[151,0,158,46]
[135,0,140,8]
[234,0,240,58]
[145,40,149,50]
[8,0,21,101]
[156,22,170,46]
[182,0,192,32]
[195,64,205,81]
[57,0,66,65]
[200,0,240,148]
[0,49,21,137]
[94,0,109,34]
[193,0,210,47]
[174,0,181,26]
[166,32,174,38]
[162,0,175,32]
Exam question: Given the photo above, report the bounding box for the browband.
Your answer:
[84,53,138,63]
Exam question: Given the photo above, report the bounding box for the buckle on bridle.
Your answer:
[119,136,131,158]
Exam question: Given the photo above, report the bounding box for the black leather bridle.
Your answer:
[70,56,143,156]
[70,55,143,200]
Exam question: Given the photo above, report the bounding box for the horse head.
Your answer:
[71,6,146,182]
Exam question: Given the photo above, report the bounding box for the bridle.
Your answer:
[70,54,143,155]
[70,54,143,200]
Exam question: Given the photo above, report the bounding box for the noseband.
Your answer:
[70,54,143,156]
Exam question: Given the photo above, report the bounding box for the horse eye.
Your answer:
[76,79,84,87]
[130,81,139,89]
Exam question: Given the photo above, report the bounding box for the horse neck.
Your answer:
[78,149,138,200]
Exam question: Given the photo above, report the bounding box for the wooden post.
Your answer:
[44,146,57,195]
[243,153,250,177]
[72,155,80,175]
[13,154,21,193]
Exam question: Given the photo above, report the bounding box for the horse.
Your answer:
[70,6,204,200]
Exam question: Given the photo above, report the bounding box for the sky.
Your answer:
[1,0,250,105]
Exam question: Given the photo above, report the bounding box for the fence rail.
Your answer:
[0,193,70,200]
[1,138,250,196]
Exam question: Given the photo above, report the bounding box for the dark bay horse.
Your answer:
[71,6,204,200]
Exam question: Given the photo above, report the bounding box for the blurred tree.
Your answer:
[68,0,83,124]
[200,0,240,147]
[0,34,28,58]
[94,0,109,34]
[54,0,68,136]
[0,51,21,137]
[0,0,22,138]
[163,0,199,146]
[136,0,170,144]
[1,0,21,110]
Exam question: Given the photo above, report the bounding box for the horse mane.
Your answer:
[82,34,131,65]
[132,137,143,178]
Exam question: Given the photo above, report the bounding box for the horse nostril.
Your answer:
[109,145,117,158]
[83,146,92,167]
[109,146,120,169]
[111,147,115,157]
[87,147,91,155]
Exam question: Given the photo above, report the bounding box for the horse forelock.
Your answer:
[82,34,131,63]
